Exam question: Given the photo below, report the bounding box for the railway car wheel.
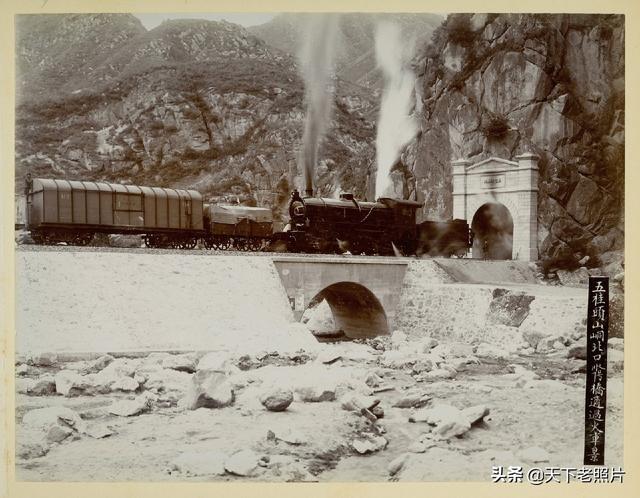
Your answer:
[218,238,231,250]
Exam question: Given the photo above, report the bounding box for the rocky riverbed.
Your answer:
[15,334,624,482]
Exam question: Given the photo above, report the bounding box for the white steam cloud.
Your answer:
[298,15,339,197]
[374,22,418,199]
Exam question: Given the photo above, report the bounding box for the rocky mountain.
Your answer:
[15,14,377,227]
[249,13,444,91]
[394,13,624,270]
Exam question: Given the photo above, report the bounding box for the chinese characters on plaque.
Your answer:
[584,277,609,465]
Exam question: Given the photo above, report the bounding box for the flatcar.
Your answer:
[202,204,273,251]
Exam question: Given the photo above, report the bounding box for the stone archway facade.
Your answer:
[451,153,539,261]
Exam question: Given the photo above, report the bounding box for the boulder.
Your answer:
[171,450,227,476]
[388,453,410,475]
[259,388,294,412]
[110,376,139,392]
[608,338,624,352]
[364,371,384,388]
[162,353,198,373]
[143,368,192,401]
[224,449,259,476]
[352,435,388,454]
[341,393,379,412]
[196,351,238,375]
[16,378,35,394]
[392,390,432,409]
[474,343,510,360]
[182,371,234,410]
[462,405,490,425]
[81,354,115,374]
[296,385,336,403]
[54,370,85,396]
[29,375,57,395]
[22,406,87,439]
[409,404,471,438]
[26,352,58,367]
[567,345,587,360]
[266,428,306,445]
[108,392,157,417]
[419,368,456,381]
[557,268,590,287]
[430,343,475,359]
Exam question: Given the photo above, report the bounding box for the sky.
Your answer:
[134,13,276,30]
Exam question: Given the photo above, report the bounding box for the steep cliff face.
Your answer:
[15,15,376,227]
[403,13,624,268]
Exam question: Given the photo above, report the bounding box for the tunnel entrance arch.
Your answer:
[471,202,514,260]
[305,282,389,339]
[451,153,539,261]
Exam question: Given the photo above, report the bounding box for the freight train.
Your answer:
[21,175,472,257]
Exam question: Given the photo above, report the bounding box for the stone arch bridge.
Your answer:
[272,257,409,338]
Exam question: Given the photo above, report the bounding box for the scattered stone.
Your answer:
[54,370,84,396]
[27,352,58,367]
[16,442,48,460]
[373,385,395,394]
[296,385,336,402]
[518,446,550,463]
[108,392,156,417]
[225,449,259,476]
[552,340,566,351]
[608,338,624,351]
[82,354,115,374]
[352,435,388,454]
[409,404,471,438]
[474,343,510,360]
[393,390,432,409]
[315,351,342,365]
[161,353,198,373]
[29,375,57,395]
[22,406,87,437]
[16,378,35,394]
[182,371,234,410]
[557,267,590,286]
[171,450,227,476]
[16,364,31,376]
[365,371,384,388]
[408,441,427,453]
[608,349,624,373]
[418,338,439,353]
[419,368,456,381]
[566,345,587,360]
[100,358,140,378]
[260,388,294,412]
[111,376,139,392]
[371,405,384,419]
[431,342,475,359]
[143,368,193,402]
[84,424,115,439]
[341,393,379,412]
[46,425,74,444]
[361,408,378,423]
[267,428,305,445]
[522,329,552,350]
[197,352,238,374]
[462,405,490,425]
[388,453,409,475]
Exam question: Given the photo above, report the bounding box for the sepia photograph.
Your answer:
[8,5,628,488]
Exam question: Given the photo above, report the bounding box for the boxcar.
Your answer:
[25,177,204,247]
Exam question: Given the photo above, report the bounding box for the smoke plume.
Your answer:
[298,15,339,197]
[374,22,418,199]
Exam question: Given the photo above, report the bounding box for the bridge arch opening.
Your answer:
[471,202,514,260]
[304,282,389,339]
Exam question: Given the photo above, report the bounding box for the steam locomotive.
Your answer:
[270,191,471,257]
[21,176,472,257]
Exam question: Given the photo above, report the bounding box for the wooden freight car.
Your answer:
[25,177,204,248]
[202,204,273,251]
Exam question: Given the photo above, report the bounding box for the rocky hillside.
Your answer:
[396,13,624,270]
[250,13,443,91]
[15,14,377,227]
